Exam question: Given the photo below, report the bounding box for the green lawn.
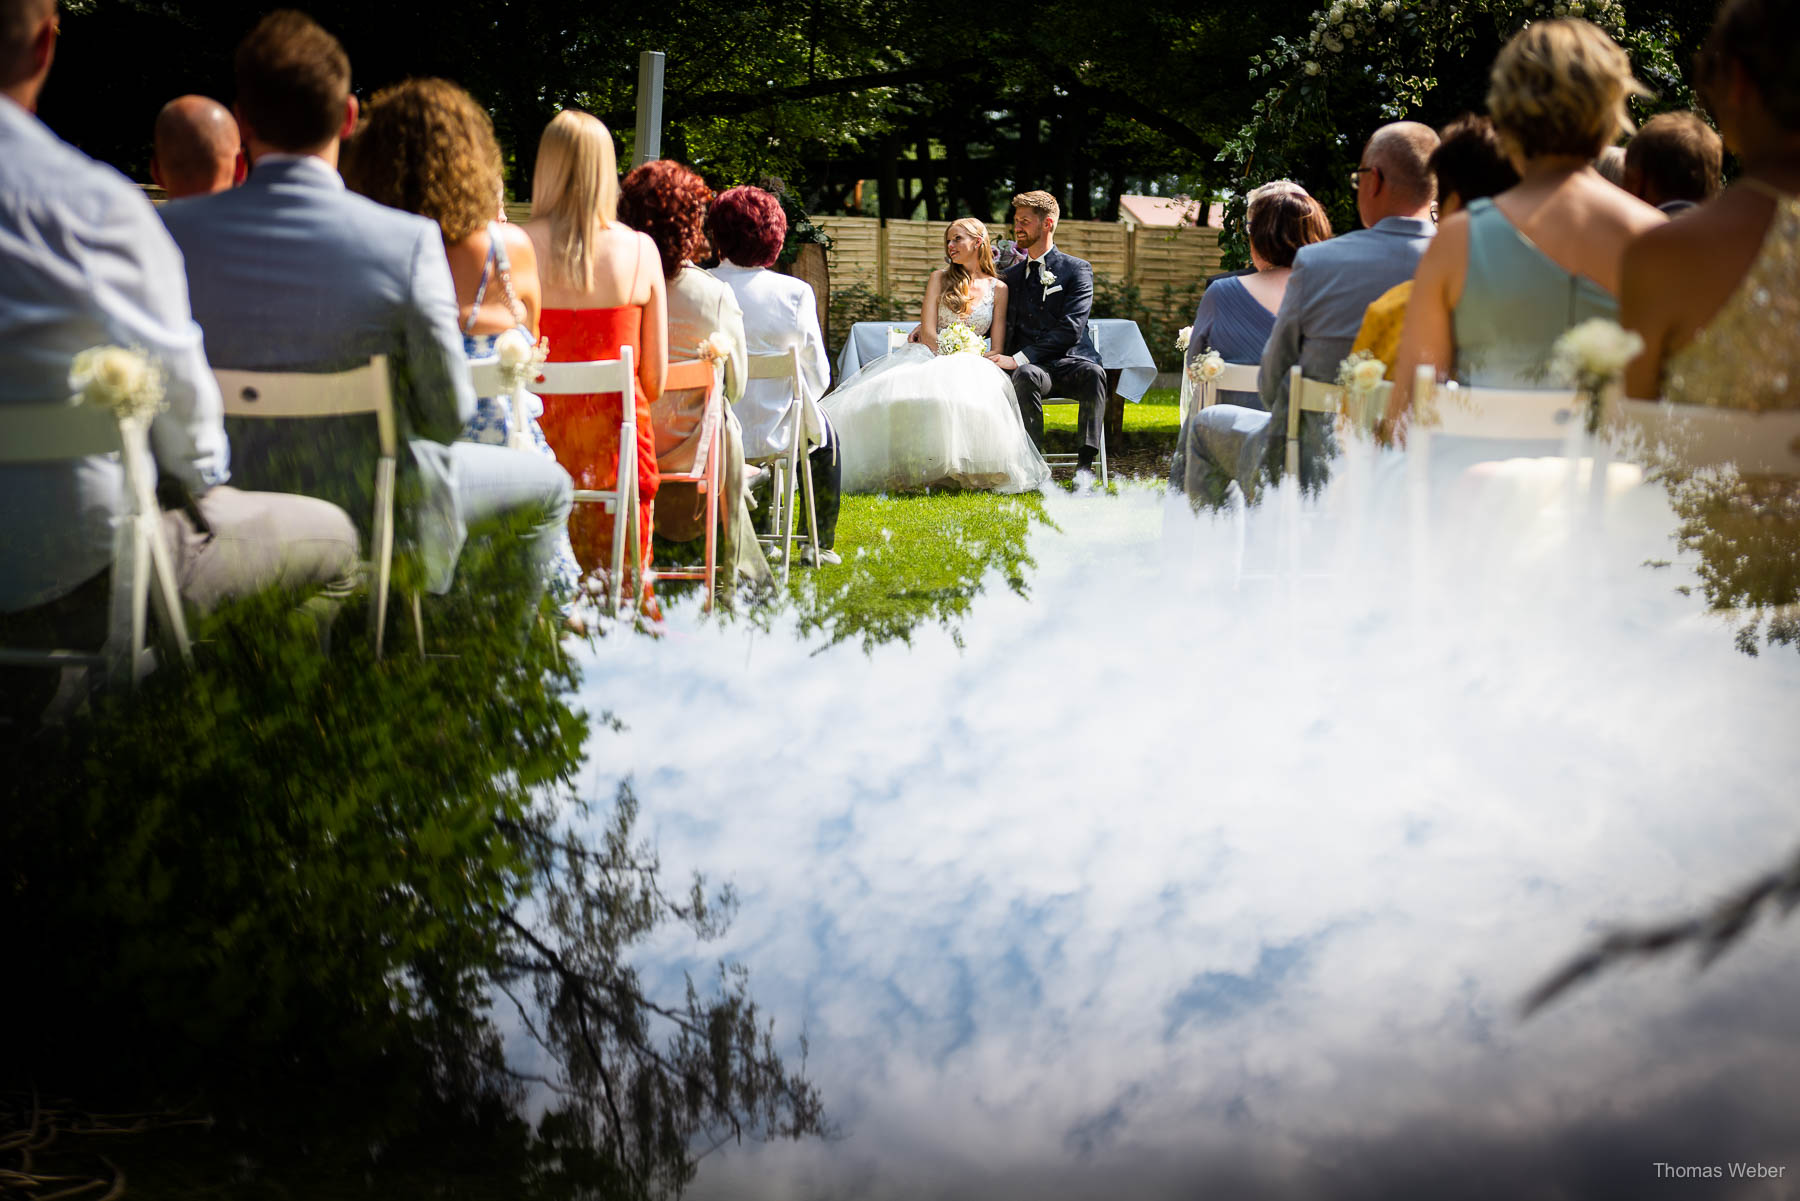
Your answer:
[781,385,1181,647]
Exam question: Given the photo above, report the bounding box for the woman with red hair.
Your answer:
[619,161,772,593]
[708,186,841,565]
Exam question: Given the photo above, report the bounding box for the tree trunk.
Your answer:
[1068,105,1093,220]
[1103,160,1126,223]
[777,243,831,350]
[878,135,900,220]
[917,132,941,223]
[1015,104,1039,194]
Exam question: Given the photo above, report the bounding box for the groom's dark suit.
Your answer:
[1001,246,1108,460]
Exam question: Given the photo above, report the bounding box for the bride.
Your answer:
[824,218,1050,493]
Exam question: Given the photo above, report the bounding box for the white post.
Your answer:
[634,51,665,167]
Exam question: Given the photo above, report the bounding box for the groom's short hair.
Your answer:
[234,10,351,153]
[1011,190,1060,223]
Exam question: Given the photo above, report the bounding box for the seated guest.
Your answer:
[707,185,840,565]
[1182,181,1330,408]
[151,94,245,199]
[1621,0,1799,409]
[1352,115,1520,372]
[161,12,572,625]
[1623,110,1724,217]
[519,110,664,595]
[617,159,773,593]
[0,0,357,718]
[340,76,579,609]
[1170,122,1438,506]
[1384,19,1664,435]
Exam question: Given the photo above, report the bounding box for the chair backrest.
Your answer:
[466,358,509,399]
[0,402,126,464]
[746,346,804,386]
[662,358,724,476]
[885,326,911,354]
[1613,398,1800,476]
[1199,362,1260,410]
[215,355,397,456]
[531,348,636,399]
[1412,364,1584,441]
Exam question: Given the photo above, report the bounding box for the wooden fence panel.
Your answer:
[812,217,1224,345]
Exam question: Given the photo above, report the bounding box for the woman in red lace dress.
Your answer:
[522,110,667,599]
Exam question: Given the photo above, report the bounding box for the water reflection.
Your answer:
[557,455,1800,1199]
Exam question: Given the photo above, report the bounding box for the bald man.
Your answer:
[1170,122,1438,504]
[151,94,245,199]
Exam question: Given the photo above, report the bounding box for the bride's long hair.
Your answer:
[940,217,997,317]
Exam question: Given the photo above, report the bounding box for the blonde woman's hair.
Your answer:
[1486,18,1649,161]
[530,109,618,292]
[940,217,997,317]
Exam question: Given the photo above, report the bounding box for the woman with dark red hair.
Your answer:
[619,161,772,592]
[707,185,841,565]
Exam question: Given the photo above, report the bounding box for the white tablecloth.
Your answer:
[836,319,1158,401]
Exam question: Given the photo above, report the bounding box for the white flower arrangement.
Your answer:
[69,345,164,424]
[1175,326,1192,352]
[697,330,736,364]
[1550,317,1643,433]
[1186,350,1226,384]
[936,324,989,357]
[1335,348,1388,396]
[493,328,550,393]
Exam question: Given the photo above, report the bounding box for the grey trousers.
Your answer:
[0,485,359,725]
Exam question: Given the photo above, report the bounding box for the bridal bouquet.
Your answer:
[1186,350,1225,385]
[69,345,165,423]
[1550,317,1643,434]
[937,324,988,357]
[494,327,550,393]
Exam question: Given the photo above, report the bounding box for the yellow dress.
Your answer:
[1663,180,1800,411]
[1350,280,1412,379]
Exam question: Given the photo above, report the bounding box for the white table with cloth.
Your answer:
[835,319,1158,402]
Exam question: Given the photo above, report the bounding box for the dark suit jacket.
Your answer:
[1001,246,1100,367]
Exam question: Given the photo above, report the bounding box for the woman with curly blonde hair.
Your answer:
[820,217,1047,493]
[342,76,579,607]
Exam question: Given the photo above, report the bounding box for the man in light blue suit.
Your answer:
[1170,122,1439,506]
[162,11,570,617]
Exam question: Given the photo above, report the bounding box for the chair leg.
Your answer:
[372,456,397,659]
[779,439,799,588]
[1097,424,1109,489]
[800,441,820,564]
[702,438,720,612]
[608,442,633,618]
[411,591,424,656]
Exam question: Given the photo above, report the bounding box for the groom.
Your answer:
[985,190,1108,474]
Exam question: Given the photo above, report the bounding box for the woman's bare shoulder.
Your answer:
[498,221,536,263]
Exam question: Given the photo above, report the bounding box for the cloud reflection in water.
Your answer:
[554,468,1800,1200]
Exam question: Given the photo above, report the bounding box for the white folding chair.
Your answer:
[1284,364,1390,481]
[1612,398,1800,476]
[0,401,193,689]
[651,358,726,609]
[1200,362,1261,413]
[532,348,642,617]
[214,355,421,658]
[746,346,820,586]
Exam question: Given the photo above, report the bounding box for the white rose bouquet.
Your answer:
[1335,349,1387,395]
[69,345,165,424]
[1186,349,1225,386]
[936,324,988,357]
[1175,326,1192,353]
[1550,317,1644,434]
[494,328,550,393]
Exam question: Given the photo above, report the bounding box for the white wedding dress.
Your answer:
[823,287,1050,493]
